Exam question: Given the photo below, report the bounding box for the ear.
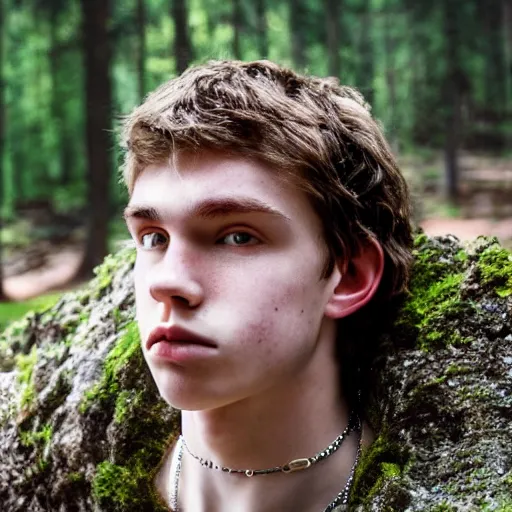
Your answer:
[324,238,384,319]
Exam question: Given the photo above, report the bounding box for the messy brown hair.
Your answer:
[121,59,414,412]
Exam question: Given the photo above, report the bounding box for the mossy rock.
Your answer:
[0,236,511,511]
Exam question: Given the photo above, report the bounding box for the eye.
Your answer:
[140,232,168,250]
[220,232,259,246]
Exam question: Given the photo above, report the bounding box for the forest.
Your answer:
[0,0,511,312]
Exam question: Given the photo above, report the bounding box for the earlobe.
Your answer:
[324,238,384,319]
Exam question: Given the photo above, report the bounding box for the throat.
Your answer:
[167,414,362,512]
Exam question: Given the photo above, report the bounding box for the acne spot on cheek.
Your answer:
[274,307,279,312]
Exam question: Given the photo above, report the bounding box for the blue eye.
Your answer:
[140,232,168,250]
[221,232,258,246]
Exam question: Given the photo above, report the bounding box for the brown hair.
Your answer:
[122,60,414,411]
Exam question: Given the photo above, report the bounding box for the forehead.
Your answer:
[128,152,319,227]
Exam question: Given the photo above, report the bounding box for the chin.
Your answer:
[152,371,233,412]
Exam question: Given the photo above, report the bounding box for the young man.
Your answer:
[122,60,413,511]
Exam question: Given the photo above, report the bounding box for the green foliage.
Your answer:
[15,345,38,409]
[19,423,52,448]
[92,451,168,511]
[79,321,141,413]
[0,293,61,332]
[349,432,408,507]
[397,236,472,350]
[477,245,512,297]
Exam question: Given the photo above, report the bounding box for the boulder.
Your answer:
[0,236,511,511]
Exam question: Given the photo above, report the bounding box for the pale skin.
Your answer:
[124,151,384,512]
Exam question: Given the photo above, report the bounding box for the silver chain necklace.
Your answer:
[169,414,362,511]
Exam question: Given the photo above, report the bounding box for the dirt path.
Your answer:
[421,217,512,246]
[4,248,83,301]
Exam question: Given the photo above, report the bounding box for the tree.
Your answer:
[255,0,268,58]
[232,0,243,60]
[172,0,193,74]
[443,0,464,203]
[289,0,307,70]
[324,0,341,77]
[75,0,113,279]
[0,0,7,301]
[136,0,146,100]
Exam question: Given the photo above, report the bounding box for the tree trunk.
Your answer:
[172,0,193,74]
[289,0,307,70]
[324,0,341,77]
[136,0,146,100]
[358,0,374,106]
[502,0,512,109]
[232,0,242,60]
[0,0,7,301]
[384,1,398,151]
[255,0,268,58]
[49,4,73,188]
[75,0,113,279]
[443,0,462,203]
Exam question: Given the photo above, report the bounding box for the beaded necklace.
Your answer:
[169,414,362,511]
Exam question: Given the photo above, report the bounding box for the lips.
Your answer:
[146,325,216,351]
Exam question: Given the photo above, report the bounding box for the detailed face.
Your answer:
[125,152,341,411]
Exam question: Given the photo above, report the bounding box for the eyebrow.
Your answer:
[123,197,291,223]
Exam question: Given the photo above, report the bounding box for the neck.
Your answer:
[166,334,361,512]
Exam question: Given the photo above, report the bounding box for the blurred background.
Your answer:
[0,0,511,325]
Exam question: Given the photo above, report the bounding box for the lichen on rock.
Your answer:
[0,236,511,511]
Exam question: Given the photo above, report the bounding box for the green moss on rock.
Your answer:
[477,245,512,297]
[80,321,141,413]
[15,345,38,410]
[398,240,471,350]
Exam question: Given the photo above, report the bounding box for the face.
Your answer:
[125,152,341,411]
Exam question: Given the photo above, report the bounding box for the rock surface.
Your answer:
[0,236,511,511]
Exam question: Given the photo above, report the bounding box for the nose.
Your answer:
[148,241,204,310]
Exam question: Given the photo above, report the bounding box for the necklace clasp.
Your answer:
[282,457,312,473]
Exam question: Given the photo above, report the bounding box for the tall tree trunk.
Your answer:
[443,0,462,203]
[289,0,307,70]
[502,0,512,109]
[75,0,113,279]
[172,0,193,74]
[232,0,242,60]
[0,0,7,301]
[358,0,374,106]
[136,0,146,100]
[49,4,73,187]
[482,3,507,112]
[255,0,268,58]
[384,0,398,151]
[324,0,341,77]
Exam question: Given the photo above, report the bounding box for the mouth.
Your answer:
[146,325,217,351]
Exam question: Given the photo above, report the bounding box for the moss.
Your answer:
[114,389,143,424]
[18,423,53,475]
[79,321,141,414]
[445,364,472,377]
[349,432,408,507]
[19,423,52,448]
[430,503,458,512]
[92,447,169,511]
[15,345,38,410]
[399,271,471,350]
[92,248,136,299]
[67,471,85,483]
[477,245,512,297]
